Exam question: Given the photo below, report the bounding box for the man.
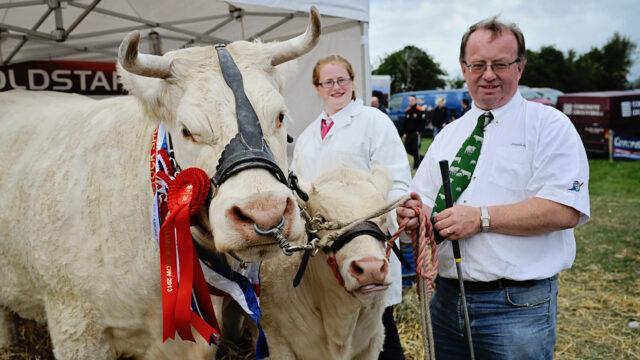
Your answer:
[402,95,426,169]
[371,95,389,115]
[396,16,590,359]
[460,98,470,116]
[432,98,449,137]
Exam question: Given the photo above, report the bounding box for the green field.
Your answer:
[399,138,640,359]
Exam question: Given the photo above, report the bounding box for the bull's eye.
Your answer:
[181,126,193,139]
[276,112,285,128]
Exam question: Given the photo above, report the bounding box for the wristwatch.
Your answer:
[480,206,490,233]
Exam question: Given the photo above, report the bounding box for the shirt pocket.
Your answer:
[489,146,531,190]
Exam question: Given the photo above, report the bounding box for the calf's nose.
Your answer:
[348,257,388,285]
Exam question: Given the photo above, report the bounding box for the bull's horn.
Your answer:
[118,31,172,79]
[269,6,321,66]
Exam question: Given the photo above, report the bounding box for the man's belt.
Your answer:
[438,276,546,292]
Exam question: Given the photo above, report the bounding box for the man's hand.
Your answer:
[396,192,425,237]
[432,205,481,241]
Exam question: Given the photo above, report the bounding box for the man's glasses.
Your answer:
[317,77,352,88]
[464,59,520,74]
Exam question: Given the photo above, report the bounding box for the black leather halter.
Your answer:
[332,221,409,270]
[292,220,392,287]
[329,221,389,253]
[210,44,288,188]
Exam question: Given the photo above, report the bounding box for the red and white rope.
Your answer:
[387,205,438,360]
[388,205,438,295]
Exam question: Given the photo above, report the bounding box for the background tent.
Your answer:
[0,0,370,154]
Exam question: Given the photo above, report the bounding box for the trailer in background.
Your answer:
[556,91,640,159]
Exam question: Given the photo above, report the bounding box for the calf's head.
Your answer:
[307,166,393,302]
[117,8,321,261]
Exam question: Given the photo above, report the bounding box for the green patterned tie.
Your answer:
[432,111,493,216]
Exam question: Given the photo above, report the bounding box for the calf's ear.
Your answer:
[369,165,392,198]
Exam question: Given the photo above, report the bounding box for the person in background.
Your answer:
[396,16,590,359]
[432,97,449,137]
[402,95,426,169]
[291,54,411,360]
[371,95,389,115]
[459,97,471,116]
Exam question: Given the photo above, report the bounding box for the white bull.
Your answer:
[0,8,320,359]
[259,167,393,359]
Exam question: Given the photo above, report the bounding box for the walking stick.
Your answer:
[439,160,475,360]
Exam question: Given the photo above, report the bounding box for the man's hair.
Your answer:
[459,16,526,64]
[409,94,416,99]
[462,98,470,106]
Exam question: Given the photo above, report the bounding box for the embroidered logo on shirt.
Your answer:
[568,181,584,192]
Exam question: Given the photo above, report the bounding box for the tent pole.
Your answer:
[360,21,371,106]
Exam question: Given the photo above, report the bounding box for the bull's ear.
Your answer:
[271,60,298,93]
[118,63,165,99]
[117,64,168,120]
[370,165,392,197]
[116,30,172,119]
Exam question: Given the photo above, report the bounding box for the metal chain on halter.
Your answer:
[285,194,412,254]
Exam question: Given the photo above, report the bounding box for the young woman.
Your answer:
[291,54,411,359]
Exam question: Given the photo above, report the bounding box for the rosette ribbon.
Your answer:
[159,167,220,343]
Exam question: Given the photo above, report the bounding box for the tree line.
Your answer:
[373,33,638,94]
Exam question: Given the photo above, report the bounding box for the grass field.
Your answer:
[399,138,640,359]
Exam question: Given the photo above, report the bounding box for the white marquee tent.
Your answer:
[0,0,371,143]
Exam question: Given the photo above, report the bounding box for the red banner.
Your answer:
[0,60,125,96]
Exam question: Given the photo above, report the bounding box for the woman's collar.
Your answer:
[323,99,362,120]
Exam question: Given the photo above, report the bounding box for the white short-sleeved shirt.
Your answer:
[292,99,412,306]
[412,92,590,282]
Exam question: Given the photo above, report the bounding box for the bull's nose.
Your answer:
[348,257,388,285]
[230,194,295,231]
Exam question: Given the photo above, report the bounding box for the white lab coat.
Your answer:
[291,99,412,306]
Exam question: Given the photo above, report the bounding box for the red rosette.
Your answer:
[166,168,211,218]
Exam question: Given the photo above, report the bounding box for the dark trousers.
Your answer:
[378,306,405,360]
[405,132,421,169]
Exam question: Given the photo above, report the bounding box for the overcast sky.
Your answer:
[369,0,640,87]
